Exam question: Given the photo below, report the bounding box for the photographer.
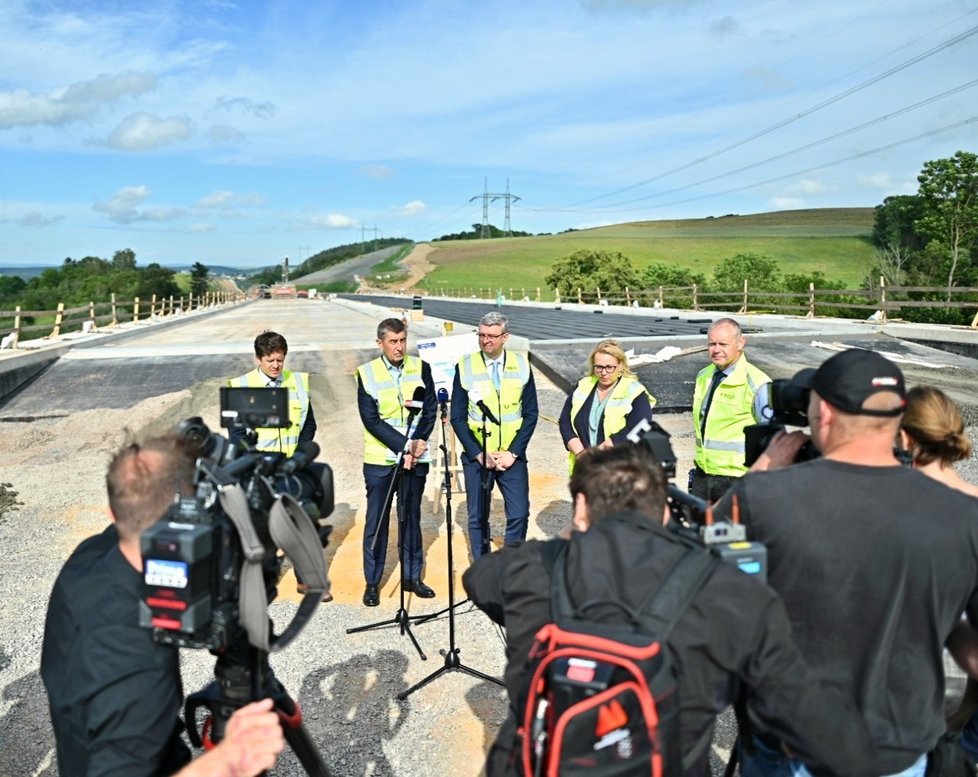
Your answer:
[715,349,978,775]
[462,443,878,776]
[41,435,285,776]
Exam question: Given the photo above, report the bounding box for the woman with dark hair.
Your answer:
[559,339,655,471]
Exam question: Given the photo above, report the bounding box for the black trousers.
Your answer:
[688,466,738,503]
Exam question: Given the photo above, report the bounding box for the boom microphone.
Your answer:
[469,388,500,425]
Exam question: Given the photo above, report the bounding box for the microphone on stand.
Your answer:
[469,388,500,426]
[437,387,449,420]
[403,385,427,453]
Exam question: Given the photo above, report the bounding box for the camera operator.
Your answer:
[462,443,878,776]
[41,434,285,776]
[714,349,978,775]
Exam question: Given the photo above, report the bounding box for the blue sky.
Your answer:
[1,0,976,269]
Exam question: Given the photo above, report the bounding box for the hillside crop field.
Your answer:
[415,208,877,296]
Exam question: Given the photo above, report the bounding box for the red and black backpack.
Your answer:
[518,540,718,777]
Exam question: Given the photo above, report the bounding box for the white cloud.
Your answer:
[104,112,193,151]
[92,185,185,223]
[195,190,264,209]
[207,124,246,144]
[213,96,276,119]
[768,196,805,209]
[858,173,915,193]
[309,213,357,229]
[362,164,396,180]
[0,71,155,129]
[395,200,426,217]
[15,211,64,227]
[710,16,739,38]
[190,223,216,233]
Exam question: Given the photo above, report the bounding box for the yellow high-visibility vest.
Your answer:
[567,375,656,471]
[356,356,430,465]
[456,351,530,453]
[692,355,769,476]
[227,368,310,457]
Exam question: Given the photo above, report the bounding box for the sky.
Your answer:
[1,0,976,269]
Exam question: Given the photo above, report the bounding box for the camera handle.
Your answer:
[218,485,328,653]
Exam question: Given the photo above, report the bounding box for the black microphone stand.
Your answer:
[399,400,503,700]
[347,408,430,660]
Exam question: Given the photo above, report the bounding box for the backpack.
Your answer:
[518,540,719,777]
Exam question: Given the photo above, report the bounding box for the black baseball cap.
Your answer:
[791,349,907,417]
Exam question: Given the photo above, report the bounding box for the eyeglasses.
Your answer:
[594,364,619,373]
[478,332,507,341]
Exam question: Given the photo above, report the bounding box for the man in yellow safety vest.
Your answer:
[451,311,538,559]
[690,317,770,502]
[227,330,316,457]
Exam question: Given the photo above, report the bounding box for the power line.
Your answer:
[580,115,978,215]
[592,79,978,211]
[548,21,978,210]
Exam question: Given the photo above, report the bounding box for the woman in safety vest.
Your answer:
[559,339,655,471]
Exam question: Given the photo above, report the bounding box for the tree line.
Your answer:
[546,151,977,325]
[0,249,210,311]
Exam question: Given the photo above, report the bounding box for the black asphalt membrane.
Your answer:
[2,298,977,421]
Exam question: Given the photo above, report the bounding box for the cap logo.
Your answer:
[871,377,900,387]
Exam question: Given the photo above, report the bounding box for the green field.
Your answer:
[415,208,877,296]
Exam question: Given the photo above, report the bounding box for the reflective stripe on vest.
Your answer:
[356,355,431,465]
[566,375,656,472]
[692,356,769,477]
[457,351,530,452]
[227,368,309,457]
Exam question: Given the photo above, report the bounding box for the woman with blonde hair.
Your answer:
[559,339,656,470]
[900,385,978,498]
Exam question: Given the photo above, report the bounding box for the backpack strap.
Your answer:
[638,547,720,640]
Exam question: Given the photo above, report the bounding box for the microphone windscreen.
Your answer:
[412,385,426,402]
[437,387,449,403]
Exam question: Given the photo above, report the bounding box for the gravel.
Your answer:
[1,303,975,776]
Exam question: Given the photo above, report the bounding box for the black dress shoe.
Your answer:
[362,583,380,607]
[405,579,436,598]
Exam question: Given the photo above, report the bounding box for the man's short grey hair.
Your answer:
[479,311,509,332]
[709,317,742,338]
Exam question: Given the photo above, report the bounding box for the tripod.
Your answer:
[185,640,331,776]
[347,410,430,660]
[399,400,503,699]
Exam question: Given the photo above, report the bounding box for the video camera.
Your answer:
[139,387,334,653]
[627,419,767,580]
[743,378,818,468]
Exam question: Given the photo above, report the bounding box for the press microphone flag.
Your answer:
[469,388,500,425]
[404,385,426,413]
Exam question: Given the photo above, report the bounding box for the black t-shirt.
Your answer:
[41,526,191,776]
[722,458,978,773]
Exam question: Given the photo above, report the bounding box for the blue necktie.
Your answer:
[491,361,501,391]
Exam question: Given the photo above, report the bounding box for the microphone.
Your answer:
[470,388,500,425]
[437,387,449,419]
[404,385,426,416]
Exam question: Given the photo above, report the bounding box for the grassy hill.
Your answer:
[416,208,876,295]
